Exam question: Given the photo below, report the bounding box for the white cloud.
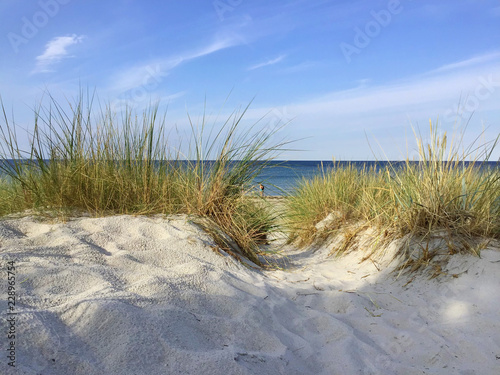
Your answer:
[161,91,186,102]
[190,36,243,59]
[232,52,500,160]
[287,52,500,119]
[278,60,323,74]
[429,51,500,74]
[248,55,286,71]
[108,35,243,93]
[33,35,85,73]
[173,52,500,135]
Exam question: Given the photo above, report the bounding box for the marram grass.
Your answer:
[286,122,500,269]
[0,93,288,265]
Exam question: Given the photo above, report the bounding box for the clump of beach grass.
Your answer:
[285,162,381,244]
[379,125,499,236]
[0,92,288,265]
[286,121,499,270]
[0,176,23,216]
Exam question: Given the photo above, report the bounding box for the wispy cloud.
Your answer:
[248,55,286,71]
[33,34,85,74]
[190,36,242,59]
[161,91,186,102]
[279,60,321,74]
[293,71,500,118]
[273,53,500,126]
[108,36,244,93]
[260,55,500,160]
[430,51,500,74]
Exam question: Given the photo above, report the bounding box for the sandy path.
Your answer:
[0,214,499,374]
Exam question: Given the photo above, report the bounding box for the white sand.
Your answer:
[1,214,499,375]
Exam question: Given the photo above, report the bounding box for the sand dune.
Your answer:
[1,215,499,374]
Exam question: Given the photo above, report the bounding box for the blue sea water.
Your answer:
[253,160,500,196]
[252,161,390,196]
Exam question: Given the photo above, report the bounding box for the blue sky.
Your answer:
[1,0,499,160]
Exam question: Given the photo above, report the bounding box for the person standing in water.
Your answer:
[259,183,265,197]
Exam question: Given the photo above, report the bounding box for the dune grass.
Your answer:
[286,122,500,268]
[284,162,385,244]
[2,92,498,269]
[0,93,287,265]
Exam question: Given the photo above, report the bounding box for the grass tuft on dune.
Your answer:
[0,91,289,265]
[286,121,500,269]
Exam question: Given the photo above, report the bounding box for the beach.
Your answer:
[1,1,499,373]
[1,212,499,375]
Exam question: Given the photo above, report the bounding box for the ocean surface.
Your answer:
[253,160,500,196]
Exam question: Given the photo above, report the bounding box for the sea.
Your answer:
[253,160,500,196]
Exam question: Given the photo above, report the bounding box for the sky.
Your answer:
[1,0,499,160]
